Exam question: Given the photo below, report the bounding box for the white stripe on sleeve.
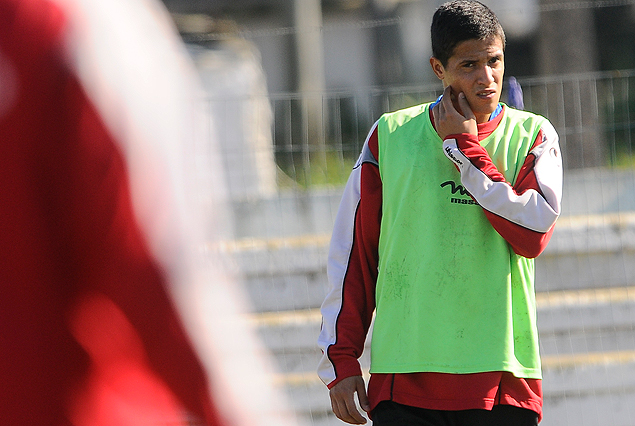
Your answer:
[442,124,562,233]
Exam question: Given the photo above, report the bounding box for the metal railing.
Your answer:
[267,69,635,189]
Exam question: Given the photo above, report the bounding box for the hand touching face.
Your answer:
[432,85,478,140]
[430,36,504,125]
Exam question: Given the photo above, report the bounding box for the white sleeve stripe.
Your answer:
[318,122,378,385]
[532,122,563,219]
[354,120,380,169]
[317,162,362,385]
[442,126,562,233]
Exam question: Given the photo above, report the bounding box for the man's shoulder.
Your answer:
[382,102,432,119]
[379,102,433,130]
[503,104,549,124]
[502,105,558,144]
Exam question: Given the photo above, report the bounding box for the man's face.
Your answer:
[430,36,505,123]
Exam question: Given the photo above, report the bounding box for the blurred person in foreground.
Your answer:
[0,0,298,425]
[318,1,562,425]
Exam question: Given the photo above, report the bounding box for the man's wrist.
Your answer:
[444,133,479,144]
[326,361,363,389]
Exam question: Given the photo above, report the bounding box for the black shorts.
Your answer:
[371,401,539,426]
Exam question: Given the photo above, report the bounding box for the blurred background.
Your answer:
[158,0,635,425]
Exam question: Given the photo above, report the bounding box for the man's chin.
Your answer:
[473,101,500,119]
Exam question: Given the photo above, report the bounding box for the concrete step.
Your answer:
[536,214,635,292]
[252,286,635,425]
[240,269,328,313]
[227,213,635,313]
[226,168,635,240]
[254,287,635,357]
[230,190,342,240]
[541,361,635,426]
[225,235,330,313]
[280,357,635,425]
[560,169,635,217]
[279,354,635,426]
[537,287,635,357]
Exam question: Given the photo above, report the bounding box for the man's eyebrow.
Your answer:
[458,59,479,67]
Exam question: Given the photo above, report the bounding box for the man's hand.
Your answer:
[329,375,370,424]
[432,85,478,140]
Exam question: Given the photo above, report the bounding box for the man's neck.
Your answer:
[431,95,502,122]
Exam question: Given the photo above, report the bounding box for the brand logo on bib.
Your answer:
[440,181,478,205]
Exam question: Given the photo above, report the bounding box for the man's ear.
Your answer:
[430,57,445,81]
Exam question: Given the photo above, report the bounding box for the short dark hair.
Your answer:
[431,0,506,66]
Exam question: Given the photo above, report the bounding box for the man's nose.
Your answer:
[477,65,495,85]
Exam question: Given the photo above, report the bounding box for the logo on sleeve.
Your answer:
[444,146,463,165]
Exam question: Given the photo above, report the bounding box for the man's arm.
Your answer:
[434,88,563,258]
[317,123,382,424]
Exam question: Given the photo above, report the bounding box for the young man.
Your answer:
[317,1,563,425]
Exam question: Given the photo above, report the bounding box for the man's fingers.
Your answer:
[330,394,367,424]
[356,378,371,413]
[329,376,369,424]
[434,87,478,138]
[331,397,351,424]
[432,103,440,123]
[344,396,367,424]
[441,85,454,112]
[457,92,475,119]
[443,84,452,98]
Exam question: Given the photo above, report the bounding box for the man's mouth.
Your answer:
[476,89,497,99]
